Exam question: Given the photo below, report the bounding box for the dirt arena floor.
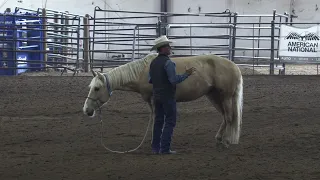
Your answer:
[1,75,320,180]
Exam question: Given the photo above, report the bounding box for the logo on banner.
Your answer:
[285,32,320,53]
[279,25,320,62]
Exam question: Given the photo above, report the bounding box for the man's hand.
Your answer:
[185,67,196,76]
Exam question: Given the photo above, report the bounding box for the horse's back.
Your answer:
[174,54,242,95]
[171,54,241,79]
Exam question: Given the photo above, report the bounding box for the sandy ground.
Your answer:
[1,75,320,180]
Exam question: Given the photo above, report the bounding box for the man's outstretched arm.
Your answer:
[164,60,189,85]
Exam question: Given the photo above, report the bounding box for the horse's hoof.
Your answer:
[216,141,229,151]
[216,141,221,147]
[216,141,223,151]
[221,140,230,148]
[215,138,222,147]
[222,142,229,148]
[215,135,222,142]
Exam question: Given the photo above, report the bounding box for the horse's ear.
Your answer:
[96,72,105,81]
[91,69,96,77]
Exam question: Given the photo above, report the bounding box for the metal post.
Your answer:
[91,10,97,70]
[157,17,162,37]
[83,14,90,72]
[53,14,59,69]
[76,18,80,70]
[269,10,277,75]
[189,24,192,55]
[231,12,237,61]
[138,26,140,58]
[63,15,69,65]
[228,12,233,60]
[60,14,65,67]
[257,16,261,66]
[42,8,48,71]
[281,12,289,75]
[132,25,138,60]
[252,23,255,75]
[276,14,281,60]
[160,0,168,35]
[12,13,17,75]
[270,20,275,75]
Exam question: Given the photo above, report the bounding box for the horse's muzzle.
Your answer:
[83,107,94,117]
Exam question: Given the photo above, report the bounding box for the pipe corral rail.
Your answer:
[86,7,302,75]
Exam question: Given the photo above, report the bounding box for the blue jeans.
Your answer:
[151,98,177,153]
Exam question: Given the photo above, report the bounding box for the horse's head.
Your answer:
[83,70,112,117]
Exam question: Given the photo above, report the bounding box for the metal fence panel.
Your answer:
[89,6,161,70]
[87,7,320,75]
[0,7,83,76]
[232,10,290,75]
[88,7,235,71]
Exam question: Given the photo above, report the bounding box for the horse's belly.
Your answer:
[140,76,211,102]
[175,94,204,102]
[175,83,210,102]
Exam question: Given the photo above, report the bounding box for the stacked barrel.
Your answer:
[0,9,44,75]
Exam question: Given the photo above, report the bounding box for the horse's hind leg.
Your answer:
[220,97,233,148]
[206,92,226,146]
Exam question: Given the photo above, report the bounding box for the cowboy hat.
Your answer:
[150,35,173,51]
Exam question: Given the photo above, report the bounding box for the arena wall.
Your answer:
[3,0,319,22]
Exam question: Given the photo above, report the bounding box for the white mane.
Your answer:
[89,53,158,90]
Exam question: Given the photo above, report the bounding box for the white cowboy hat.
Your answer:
[150,35,173,51]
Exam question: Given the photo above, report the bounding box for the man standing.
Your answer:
[149,35,196,154]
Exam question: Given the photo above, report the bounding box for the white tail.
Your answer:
[228,75,243,144]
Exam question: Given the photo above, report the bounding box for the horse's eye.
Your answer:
[94,87,99,91]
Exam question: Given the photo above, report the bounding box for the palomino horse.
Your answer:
[83,53,243,148]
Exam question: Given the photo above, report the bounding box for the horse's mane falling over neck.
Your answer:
[106,53,158,90]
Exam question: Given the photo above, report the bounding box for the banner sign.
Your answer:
[279,24,320,62]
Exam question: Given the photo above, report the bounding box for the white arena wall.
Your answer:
[3,0,319,22]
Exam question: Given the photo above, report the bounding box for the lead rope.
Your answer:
[90,73,153,153]
[97,101,153,154]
